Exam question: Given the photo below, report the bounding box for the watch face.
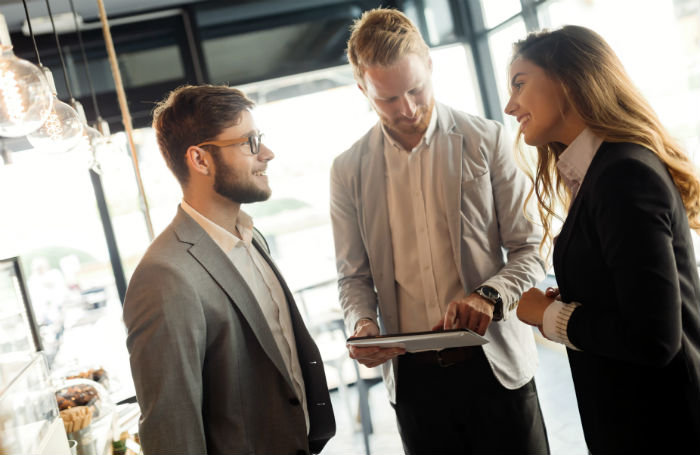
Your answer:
[481,286,497,299]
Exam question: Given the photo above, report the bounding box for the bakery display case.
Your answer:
[0,352,69,454]
[0,257,70,454]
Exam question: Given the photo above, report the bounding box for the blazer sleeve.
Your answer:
[481,122,546,316]
[567,158,682,366]
[329,157,380,333]
[123,260,208,454]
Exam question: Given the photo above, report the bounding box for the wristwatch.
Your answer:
[475,285,504,321]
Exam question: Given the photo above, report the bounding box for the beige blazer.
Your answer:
[330,102,546,401]
[123,207,335,454]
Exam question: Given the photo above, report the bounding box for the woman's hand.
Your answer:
[545,286,560,300]
[516,287,555,327]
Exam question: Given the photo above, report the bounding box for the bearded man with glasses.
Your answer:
[123,84,335,454]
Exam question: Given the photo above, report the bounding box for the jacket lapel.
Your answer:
[172,208,293,389]
[553,142,608,293]
[435,104,466,288]
[360,126,399,332]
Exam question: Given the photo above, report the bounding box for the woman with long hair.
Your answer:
[506,25,700,452]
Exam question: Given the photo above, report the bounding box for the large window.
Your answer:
[0,147,133,399]
[487,19,527,137]
[480,0,523,29]
[538,0,700,166]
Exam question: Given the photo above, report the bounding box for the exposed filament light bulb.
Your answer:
[0,67,23,122]
[27,97,83,153]
[0,47,53,137]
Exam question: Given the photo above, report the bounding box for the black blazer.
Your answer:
[553,142,700,453]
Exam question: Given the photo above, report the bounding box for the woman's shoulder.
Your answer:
[595,141,663,168]
[588,141,675,196]
[591,142,667,178]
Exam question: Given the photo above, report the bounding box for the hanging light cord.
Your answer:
[96,0,154,240]
[20,0,42,65]
[67,0,101,119]
[43,0,75,101]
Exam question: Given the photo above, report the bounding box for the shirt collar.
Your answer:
[557,128,604,195]
[180,200,254,253]
[381,103,438,152]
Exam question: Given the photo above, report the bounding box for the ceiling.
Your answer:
[0,0,209,32]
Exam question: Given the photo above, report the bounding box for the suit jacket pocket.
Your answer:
[460,171,494,231]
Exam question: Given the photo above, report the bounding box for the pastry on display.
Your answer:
[66,367,109,388]
[54,378,113,421]
[55,383,99,411]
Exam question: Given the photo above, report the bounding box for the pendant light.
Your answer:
[66,0,112,171]
[26,0,83,153]
[0,11,53,137]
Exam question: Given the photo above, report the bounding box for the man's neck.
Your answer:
[387,128,423,151]
[183,192,242,239]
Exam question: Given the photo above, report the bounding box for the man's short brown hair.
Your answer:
[152,85,254,187]
[346,8,430,86]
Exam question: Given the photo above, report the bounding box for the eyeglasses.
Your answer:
[196,132,264,155]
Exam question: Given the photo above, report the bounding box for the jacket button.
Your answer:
[289,397,301,406]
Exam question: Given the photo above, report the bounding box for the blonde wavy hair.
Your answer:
[511,25,700,257]
[346,8,430,86]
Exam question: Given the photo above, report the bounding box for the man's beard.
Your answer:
[382,97,435,137]
[211,153,271,204]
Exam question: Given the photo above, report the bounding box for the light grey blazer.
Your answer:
[330,102,546,401]
[123,207,335,454]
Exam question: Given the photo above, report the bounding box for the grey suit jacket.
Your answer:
[123,207,335,454]
[330,102,546,401]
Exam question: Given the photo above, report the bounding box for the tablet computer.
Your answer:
[346,329,488,352]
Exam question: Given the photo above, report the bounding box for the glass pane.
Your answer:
[424,0,458,45]
[0,260,36,356]
[487,18,527,138]
[98,131,165,280]
[0,148,133,399]
[538,0,700,166]
[432,44,483,116]
[480,0,523,29]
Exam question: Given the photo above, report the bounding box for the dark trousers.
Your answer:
[392,347,550,455]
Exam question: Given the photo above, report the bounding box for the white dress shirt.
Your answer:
[382,106,466,332]
[181,201,309,430]
[543,128,603,349]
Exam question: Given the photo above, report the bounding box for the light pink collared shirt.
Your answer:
[382,106,466,332]
[543,128,603,349]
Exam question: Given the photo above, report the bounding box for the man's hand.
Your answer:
[347,319,405,368]
[516,287,554,327]
[432,293,494,336]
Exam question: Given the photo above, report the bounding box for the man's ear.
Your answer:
[357,82,366,96]
[186,146,212,176]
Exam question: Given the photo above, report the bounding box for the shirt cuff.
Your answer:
[542,301,582,351]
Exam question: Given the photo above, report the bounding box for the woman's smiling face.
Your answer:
[504,57,579,146]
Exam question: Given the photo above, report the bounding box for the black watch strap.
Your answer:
[475,285,504,321]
